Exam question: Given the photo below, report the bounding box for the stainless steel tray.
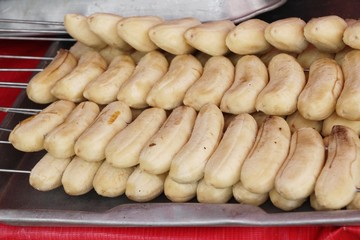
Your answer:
[0,0,286,25]
[0,41,360,227]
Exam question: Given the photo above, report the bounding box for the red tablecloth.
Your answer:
[1,40,360,240]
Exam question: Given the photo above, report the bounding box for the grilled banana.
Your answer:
[183,56,234,111]
[169,104,224,183]
[148,18,201,55]
[274,128,325,200]
[220,55,268,114]
[196,178,232,204]
[336,50,360,120]
[29,153,72,191]
[264,17,308,53]
[87,13,132,51]
[139,106,196,174]
[44,101,99,158]
[26,49,77,104]
[64,14,106,49]
[232,181,268,206]
[74,101,132,162]
[255,53,306,116]
[117,51,168,109]
[146,54,202,110]
[163,176,198,202]
[240,116,291,194]
[117,16,163,52]
[83,55,135,105]
[204,113,257,188]
[184,20,235,56]
[125,167,166,202]
[226,19,271,55]
[51,51,107,102]
[105,108,167,168]
[61,156,102,196]
[315,125,360,209]
[298,58,343,121]
[9,100,75,152]
[93,161,134,197]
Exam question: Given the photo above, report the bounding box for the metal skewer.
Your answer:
[0,55,54,61]
[0,68,43,72]
[0,168,30,174]
[0,107,41,115]
[0,81,28,89]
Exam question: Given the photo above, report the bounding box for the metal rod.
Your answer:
[0,140,11,144]
[0,28,67,34]
[0,107,40,115]
[0,168,30,174]
[0,82,28,89]
[0,18,64,26]
[0,36,75,41]
[0,127,12,132]
[0,68,43,72]
[0,55,53,60]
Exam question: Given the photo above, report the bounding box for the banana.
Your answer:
[298,58,343,121]
[264,18,308,53]
[26,49,77,104]
[139,106,196,174]
[125,166,166,202]
[343,20,360,49]
[232,181,268,206]
[87,13,132,51]
[117,51,169,109]
[184,20,235,56]
[9,100,75,152]
[183,56,234,111]
[146,54,202,110]
[29,153,72,191]
[315,125,360,209]
[334,46,352,66]
[274,128,325,200]
[93,161,134,197]
[196,178,232,204]
[99,46,133,64]
[269,189,306,211]
[163,176,198,202]
[286,111,323,133]
[225,19,271,55]
[64,14,107,49]
[347,193,360,210]
[310,193,330,211]
[336,50,360,120]
[220,55,268,114]
[240,116,291,194]
[44,101,100,158]
[74,101,132,162]
[69,41,96,60]
[296,44,334,69]
[169,104,224,183]
[255,53,306,116]
[148,17,201,55]
[117,16,163,52]
[204,113,257,188]
[61,156,102,196]
[259,49,298,66]
[322,111,356,137]
[105,108,167,168]
[251,112,269,129]
[83,55,135,105]
[51,51,107,102]
[304,15,347,53]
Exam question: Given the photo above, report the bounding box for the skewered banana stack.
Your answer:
[8,13,360,211]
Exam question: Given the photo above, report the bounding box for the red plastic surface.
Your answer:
[1,40,360,240]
